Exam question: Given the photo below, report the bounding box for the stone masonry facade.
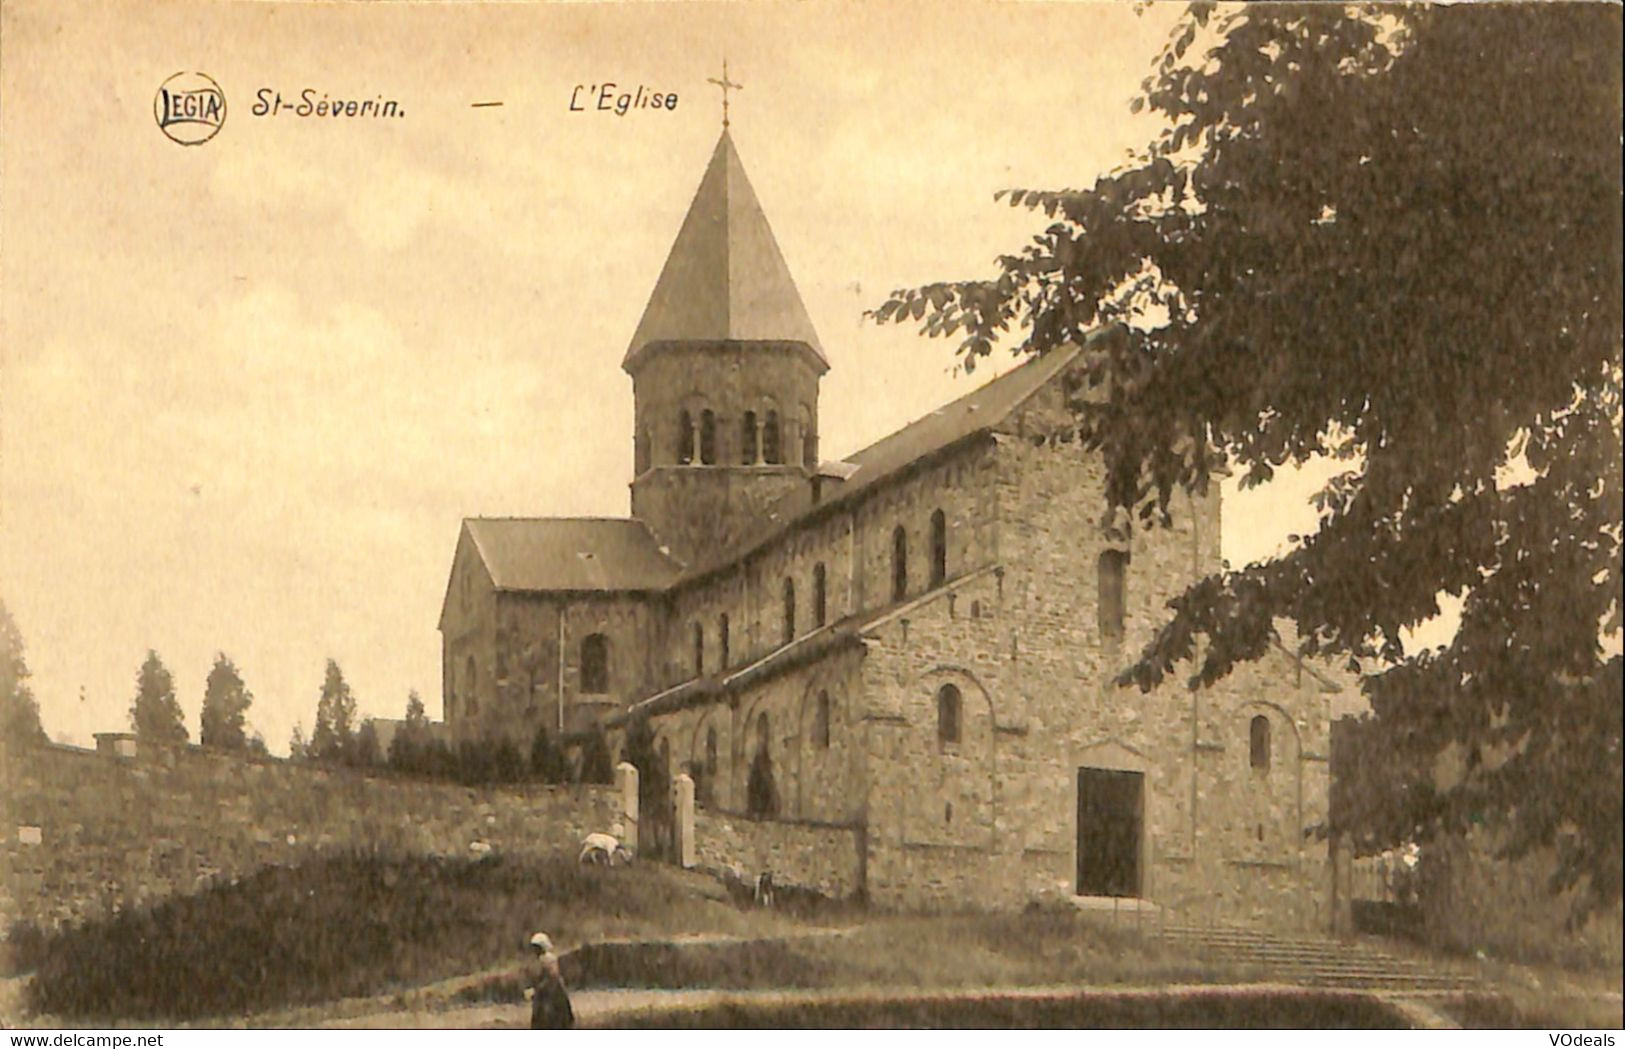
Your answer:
[438,129,1345,926]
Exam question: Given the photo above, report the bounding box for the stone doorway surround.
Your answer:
[1069,737,1153,902]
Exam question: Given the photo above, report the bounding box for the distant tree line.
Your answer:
[379,715,615,788]
[2,602,621,792]
[289,668,617,789]
[125,650,269,754]
[1,601,279,756]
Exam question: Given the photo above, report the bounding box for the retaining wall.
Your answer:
[0,739,618,931]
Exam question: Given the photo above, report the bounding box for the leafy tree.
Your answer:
[199,654,253,751]
[405,689,427,728]
[388,689,430,772]
[309,659,357,764]
[530,724,566,784]
[0,598,47,746]
[877,5,1622,912]
[129,650,188,744]
[352,721,382,769]
[288,721,308,761]
[579,724,613,785]
[454,738,493,786]
[491,736,526,784]
[421,736,455,780]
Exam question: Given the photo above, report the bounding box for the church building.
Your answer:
[438,127,1344,923]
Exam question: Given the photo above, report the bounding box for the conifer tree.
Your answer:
[0,598,47,746]
[199,653,253,750]
[129,650,188,743]
[310,659,357,763]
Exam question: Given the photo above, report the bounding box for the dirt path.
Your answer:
[316,982,1428,1029]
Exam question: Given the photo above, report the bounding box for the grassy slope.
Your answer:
[21,851,807,1022]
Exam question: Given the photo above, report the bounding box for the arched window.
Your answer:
[677,410,694,466]
[936,684,961,746]
[1250,714,1271,770]
[782,577,796,644]
[892,525,908,602]
[747,711,776,817]
[741,411,759,464]
[465,656,479,716]
[813,562,827,627]
[699,409,717,465]
[1098,549,1129,639]
[763,410,782,464]
[580,633,609,694]
[692,621,704,676]
[930,509,948,587]
[813,690,831,749]
[801,405,817,467]
[719,612,730,669]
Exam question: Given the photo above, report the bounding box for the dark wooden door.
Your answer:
[1077,767,1143,897]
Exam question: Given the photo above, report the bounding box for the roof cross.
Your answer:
[707,59,742,128]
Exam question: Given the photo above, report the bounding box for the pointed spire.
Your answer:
[623,130,826,371]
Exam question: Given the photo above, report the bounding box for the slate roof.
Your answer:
[833,332,1105,500]
[464,518,680,593]
[676,329,1114,582]
[623,130,826,370]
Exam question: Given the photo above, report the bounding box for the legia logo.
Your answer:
[155,72,226,145]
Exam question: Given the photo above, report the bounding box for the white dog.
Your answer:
[578,831,634,866]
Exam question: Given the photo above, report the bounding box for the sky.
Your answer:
[1,0,1406,753]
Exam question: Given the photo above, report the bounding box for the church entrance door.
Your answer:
[1076,767,1143,897]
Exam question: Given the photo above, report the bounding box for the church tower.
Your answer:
[624,129,828,565]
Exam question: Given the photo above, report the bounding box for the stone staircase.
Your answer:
[1151,921,1480,991]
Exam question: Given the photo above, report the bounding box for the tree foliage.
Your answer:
[352,721,383,768]
[530,724,567,784]
[199,653,253,751]
[579,724,614,785]
[309,659,357,764]
[129,650,188,744]
[0,598,47,746]
[387,689,431,769]
[876,4,1622,912]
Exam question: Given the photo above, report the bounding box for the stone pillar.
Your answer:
[673,773,696,869]
[616,761,639,856]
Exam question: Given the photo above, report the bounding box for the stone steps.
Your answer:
[1143,922,1480,991]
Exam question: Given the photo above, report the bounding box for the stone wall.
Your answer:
[443,532,663,746]
[851,382,1342,922]
[691,804,863,900]
[0,739,619,932]
[660,437,1000,697]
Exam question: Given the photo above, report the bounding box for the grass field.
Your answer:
[606,987,1411,1029]
[19,851,807,1022]
[18,850,1617,1029]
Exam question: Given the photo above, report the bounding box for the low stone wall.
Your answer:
[0,740,619,931]
[691,805,862,900]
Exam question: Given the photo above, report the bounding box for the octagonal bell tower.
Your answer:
[624,129,828,565]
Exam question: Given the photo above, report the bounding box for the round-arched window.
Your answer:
[1250,714,1271,771]
[936,684,961,746]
